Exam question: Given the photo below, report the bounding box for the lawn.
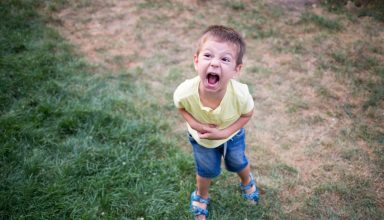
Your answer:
[1,0,383,219]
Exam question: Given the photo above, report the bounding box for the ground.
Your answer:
[46,0,383,216]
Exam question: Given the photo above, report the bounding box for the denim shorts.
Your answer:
[188,128,249,179]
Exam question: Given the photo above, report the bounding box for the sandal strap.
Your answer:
[240,173,260,203]
[242,188,260,202]
[190,191,209,217]
[191,191,210,204]
[240,173,255,191]
[191,205,209,217]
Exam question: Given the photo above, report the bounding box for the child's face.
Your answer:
[194,39,242,94]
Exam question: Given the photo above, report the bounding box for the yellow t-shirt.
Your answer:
[173,76,254,148]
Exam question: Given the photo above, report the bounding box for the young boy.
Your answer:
[173,25,259,219]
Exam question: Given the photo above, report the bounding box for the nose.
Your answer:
[210,57,220,67]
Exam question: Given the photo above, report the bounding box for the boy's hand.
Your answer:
[198,125,229,140]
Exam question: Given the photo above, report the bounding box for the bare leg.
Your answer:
[196,175,211,198]
[193,175,211,220]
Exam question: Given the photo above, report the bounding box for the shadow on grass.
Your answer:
[0,1,274,219]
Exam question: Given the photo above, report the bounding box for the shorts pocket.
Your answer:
[234,128,244,137]
[188,133,196,143]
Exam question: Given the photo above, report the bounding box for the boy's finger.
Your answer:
[201,126,211,132]
[198,132,210,139]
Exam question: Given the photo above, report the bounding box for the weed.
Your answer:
[286,99,309,114]
[363,81,384,109]
[300,12,342,31]
[272,163,299,179]
[246,65,272,75]
[227,1,245,11]
[321,0,347,13]
[316,86,334,99]
[301,115,325,125]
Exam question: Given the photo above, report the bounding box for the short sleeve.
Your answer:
[233,81,254,114]
[173,84,184,108]
[241,91,254,114]
[173,77,197,109]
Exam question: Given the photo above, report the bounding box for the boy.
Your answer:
[173,25,259,219]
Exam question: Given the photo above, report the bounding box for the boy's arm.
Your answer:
[198,110,253,140]
[178,108,210,134]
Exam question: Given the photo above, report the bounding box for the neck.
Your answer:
[198,83,227,109]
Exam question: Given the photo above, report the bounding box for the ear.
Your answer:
[233,64,243,77]
[193,54,199,71]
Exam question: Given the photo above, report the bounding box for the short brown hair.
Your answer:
[196,25,246,66]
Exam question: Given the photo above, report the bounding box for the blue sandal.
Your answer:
[190,191,210,218]
[240,173,259,204]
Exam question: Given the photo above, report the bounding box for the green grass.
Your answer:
[0,1,273,219]
[300,12,343,31]
[227,1,246,11]
[226,2,282,40]
[0,1,184,218]
[320,39,384,110]
[1,0,384,219]
[0,0,185,218]
[322,0,384,21]
[304,174,381,219]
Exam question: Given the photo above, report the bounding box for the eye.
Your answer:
[203,53,212,58]
[221,57,231,63]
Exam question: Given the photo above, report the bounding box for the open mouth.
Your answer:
[207,73,220,85]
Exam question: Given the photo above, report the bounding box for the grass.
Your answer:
[322,0,384,21]
[300,12,343,31]
[305,174,380,219]
[1,0,384,219]
[0,0,271,219]
[0,1,186,219]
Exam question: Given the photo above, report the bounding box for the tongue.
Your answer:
[208,74,219,84]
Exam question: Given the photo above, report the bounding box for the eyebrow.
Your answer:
[201,48,235,57]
